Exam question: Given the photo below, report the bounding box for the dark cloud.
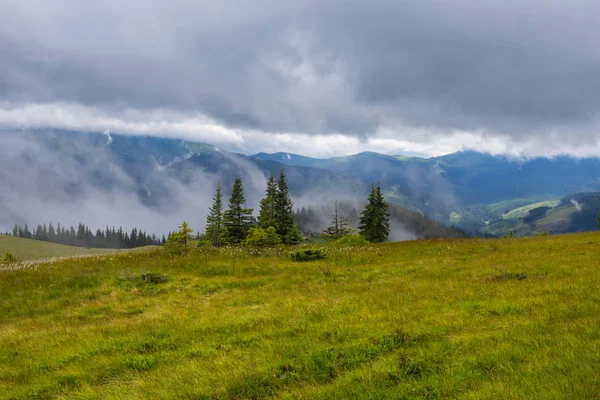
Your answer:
[1,0,600,146]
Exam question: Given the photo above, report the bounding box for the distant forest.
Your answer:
[2,199,466,250]
[5,223,164,249]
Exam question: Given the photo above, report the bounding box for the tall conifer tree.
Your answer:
[224,177,255,244]
[205,182,226,247]
[258,174,278,230]
[359,183,390,242]
[274,169,302,244]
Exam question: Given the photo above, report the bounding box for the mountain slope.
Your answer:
[2,128,600,237]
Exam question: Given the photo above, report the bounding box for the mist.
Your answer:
[0,130,269,236]
[0,129,443,242]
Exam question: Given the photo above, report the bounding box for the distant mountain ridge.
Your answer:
[2,128,600,236]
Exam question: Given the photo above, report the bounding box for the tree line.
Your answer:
[169,172,392,247]
[7,222,164,249]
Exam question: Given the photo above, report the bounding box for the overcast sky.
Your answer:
[1,0,600,158]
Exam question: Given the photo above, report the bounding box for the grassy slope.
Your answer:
[502,199,561,220]
[2,234,600,399]
[0,235,119,261]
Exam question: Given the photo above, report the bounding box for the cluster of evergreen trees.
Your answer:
[9,223,163,249]
[202,177,391,246]
[202,170,303,247]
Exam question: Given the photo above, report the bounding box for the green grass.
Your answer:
[0,236,121,261]
[2,234,600,398]
[535,205,577,231]
[485,197,548,217]
[502,199,561,220]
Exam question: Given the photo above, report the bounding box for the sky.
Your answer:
[2,0,600,158]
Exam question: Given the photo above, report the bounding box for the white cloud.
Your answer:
[0,102,243,147]
[1,102,600,159]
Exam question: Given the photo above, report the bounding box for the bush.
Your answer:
[290,249,326,262]
[1,252,17,264]
[336,234,369,246]
[283,226,304,245]
[244,226,282,247]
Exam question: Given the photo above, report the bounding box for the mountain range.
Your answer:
[1,128,599,237]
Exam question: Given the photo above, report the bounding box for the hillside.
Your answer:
[0,235,119,261]
[2,233,600,398]
[479,192,600,237]
[3,129,600,237]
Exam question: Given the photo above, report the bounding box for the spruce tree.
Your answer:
[323,200,353,239]
[258,174,278,230]
[48,223,56,242]
[205,182,226,247]
[274,169,302,244]
[223,177,255,244]
[359,183,390,243]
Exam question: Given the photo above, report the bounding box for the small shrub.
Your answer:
[290,249,326,262]
[1,252,17,264]
[336,234,369,246]
[141,273,169,284]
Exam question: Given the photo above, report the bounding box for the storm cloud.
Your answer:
[1,0,600,156]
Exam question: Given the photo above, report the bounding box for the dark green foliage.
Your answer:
[258,174,278,230]
[274,170,300,244]
[524,206,550,223]
[290,249,326,262]
[10,222,160,249]
[224,177,256,244]
[205,182,226,247]
[140,273,170,284]
[1,251,17,264]
[283,225,303,245]
[359,183,390,243]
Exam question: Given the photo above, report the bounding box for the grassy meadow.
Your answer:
[2,233,600,399]
[0,236,125,261]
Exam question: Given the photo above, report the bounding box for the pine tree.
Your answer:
[323,200,353,238]
[166,221,194,247]
[48,223,56,242]
[359,183,390,243]
[274,169,301,244]
[258,174,278,230]
[223,177,256,244]
[205,182,226,247]
[23,223,31,239]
